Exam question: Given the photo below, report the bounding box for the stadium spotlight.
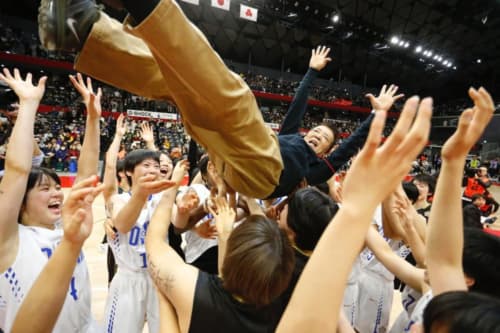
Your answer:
[390,36,399,44]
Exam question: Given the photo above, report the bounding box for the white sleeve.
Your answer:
[32,152,45,167]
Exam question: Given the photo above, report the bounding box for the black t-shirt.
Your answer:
[276,248,309,310]
[189,271,286,333]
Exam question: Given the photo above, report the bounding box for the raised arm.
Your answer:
[209,197,236,276]
[102,114,127,202]
[171,188,200,230]
[140,122,157,151]
[69,73,101,183]
[279,46,331,135]
[11,176,102,333]
[0,69,46,246]
[112,174,176,233]
[146,160,198,333]
[393,193,426,266]
[365,227,425,291]
[426,87,494,295]
[277,96,432,333]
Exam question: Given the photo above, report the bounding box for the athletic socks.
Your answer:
[121,0,160,24]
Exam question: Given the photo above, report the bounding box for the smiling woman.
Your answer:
[0,69,101,333]
[20,167,63,227]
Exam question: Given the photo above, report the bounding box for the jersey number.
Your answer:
[128,222,150,246]
[69,277,78,300]
[402,294,416,312]
[41,248,79,301]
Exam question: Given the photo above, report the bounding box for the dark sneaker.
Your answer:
[38,0,101,52]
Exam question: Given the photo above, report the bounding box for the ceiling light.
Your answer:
[332,14,340,23]
[415,46,422,53]
[390,36,399,44]
[398,40,405,46]
[404,42,410,48]
[477,59,482,63]
[453,66,457,70]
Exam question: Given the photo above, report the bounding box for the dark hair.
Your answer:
[462,228,500,297]
[198,155,209,177]
[319,122,338,152]
[20,167,61,223]
[124,149,160,186]
[287,188,339,251]
[423,291,500,333]
[402,182,419,204]
[413,173,436,194]
[116,159,125,181]
[222,215,295,306]
[471,193,485,202]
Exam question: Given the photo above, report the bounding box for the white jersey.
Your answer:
[405,290,433,331]
[0,225,93,333]
[182,185,215,264]
[110,193,163,272]
[389,286,422,333]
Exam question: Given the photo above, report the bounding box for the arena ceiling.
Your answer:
[2,0,500,100]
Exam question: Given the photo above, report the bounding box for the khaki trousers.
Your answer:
[75,0,283,198]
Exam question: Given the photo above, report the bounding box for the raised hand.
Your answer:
[69,73,102,118]
[0,68,47,103]
[195,218,218,239]
[209,197,236,241]
[309,45,332,72]
[341,96,432,209]
[170,159,189,184]
[441,87,495,161]
[140,122,155,144]
[177,188,200,214]
[392,194,413,230]
[62,175,103,245]
[115,113,127,137]
[365,84,404,112]
[135,174,177,199]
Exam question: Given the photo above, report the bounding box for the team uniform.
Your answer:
[0,225,95,332]
[342,258,361,326]
[389,286,422,333]
[404,290,433,332]
[347,205,410,333]
[181,185,218,273]
[105,192,162,333]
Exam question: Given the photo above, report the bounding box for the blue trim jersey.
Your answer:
[0,225,93,332]
[109,193,163,272]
